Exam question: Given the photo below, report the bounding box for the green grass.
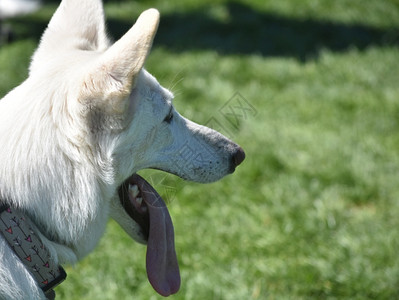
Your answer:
[1,0,399,299]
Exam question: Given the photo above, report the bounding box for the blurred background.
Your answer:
[1,0,399,299]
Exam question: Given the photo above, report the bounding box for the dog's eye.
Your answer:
[163,108,174,123]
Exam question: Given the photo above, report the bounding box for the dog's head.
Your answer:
[25,0,244,296]
[30,2,244,186]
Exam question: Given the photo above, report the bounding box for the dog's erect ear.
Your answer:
[82,9,160,112]
[30,0,108,72]
[47,0,108,50]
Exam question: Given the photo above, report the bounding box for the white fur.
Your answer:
[0,1,242,298]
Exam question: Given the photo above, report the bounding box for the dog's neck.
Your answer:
[0,87,116,260]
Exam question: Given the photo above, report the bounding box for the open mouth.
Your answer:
[118,174,180,297]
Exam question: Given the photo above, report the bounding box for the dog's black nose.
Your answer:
[232,146,245,167]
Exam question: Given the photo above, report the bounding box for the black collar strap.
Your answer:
[0,204,66,298]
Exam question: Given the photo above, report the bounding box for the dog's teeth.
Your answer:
[128,184,140,198]
[136,197,148,213]
[136,197,143,205]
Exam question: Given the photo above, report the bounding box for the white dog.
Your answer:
[0,0,245,299]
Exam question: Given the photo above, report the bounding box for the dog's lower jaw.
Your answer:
[110,191,148,245]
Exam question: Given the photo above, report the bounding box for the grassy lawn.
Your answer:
[1,0,399,299]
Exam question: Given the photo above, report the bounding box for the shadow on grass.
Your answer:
[6,1,399,61]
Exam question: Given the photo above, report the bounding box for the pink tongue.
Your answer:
[128,174,181,296]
